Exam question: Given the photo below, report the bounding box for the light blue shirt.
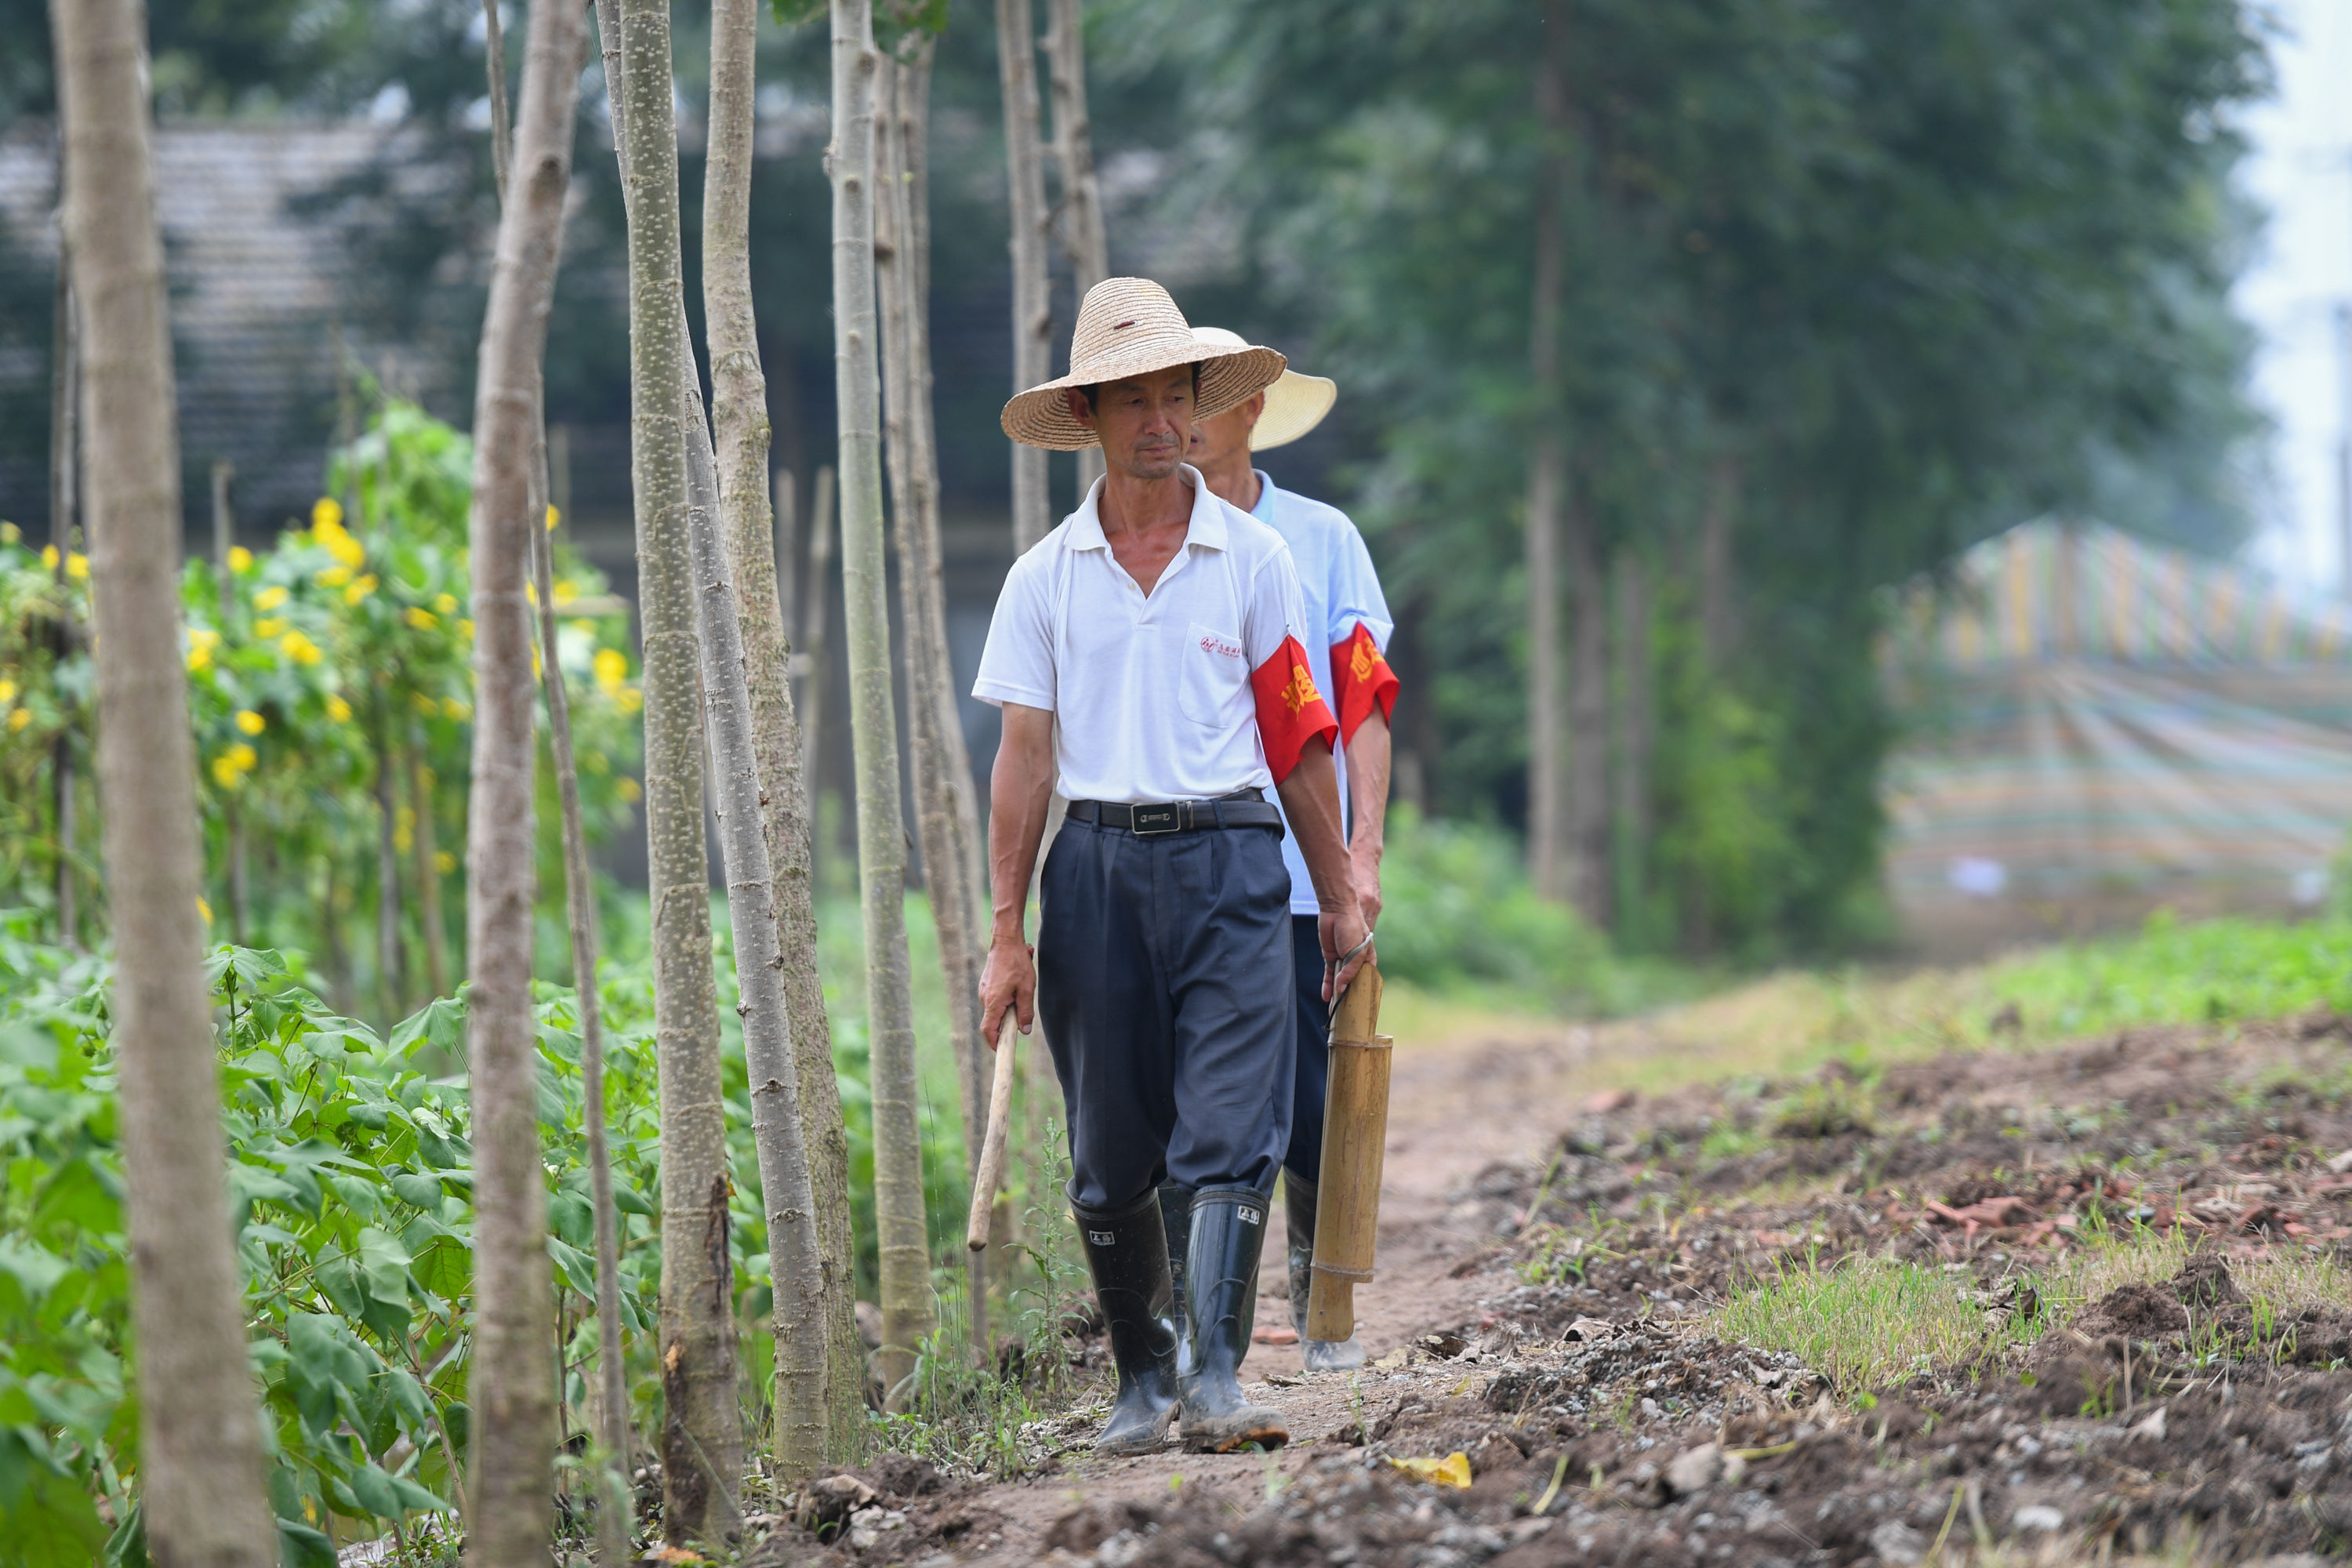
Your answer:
[1250,472,1395,916]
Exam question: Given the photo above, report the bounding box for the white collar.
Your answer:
[1069,463,1229,553]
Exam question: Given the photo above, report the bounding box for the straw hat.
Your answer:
[1192,327,1336,452]
[1000,278,1287,451]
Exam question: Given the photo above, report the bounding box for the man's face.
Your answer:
[1067,365,1195,481]
[1187,391,1265,472]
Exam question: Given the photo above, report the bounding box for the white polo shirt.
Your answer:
[974,465,1329,804]
[1251,472,1396,915]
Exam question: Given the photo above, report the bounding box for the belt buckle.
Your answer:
[1130,802,1181,836]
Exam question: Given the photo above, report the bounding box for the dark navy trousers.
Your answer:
[1037,817,1296,1210]
[1283,916,1330,1185]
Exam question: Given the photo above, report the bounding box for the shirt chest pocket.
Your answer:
[1178,622,1248,729]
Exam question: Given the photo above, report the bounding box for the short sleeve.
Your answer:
[1327,521,1395,652]
[971,554,1056,711]
[1241,543,1312,669]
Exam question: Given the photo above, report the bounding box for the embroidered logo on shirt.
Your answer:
[1197,631,1243,659]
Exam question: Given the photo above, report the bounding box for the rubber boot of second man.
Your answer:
[1283,1171,1367,1372]
[1178,1185,1287,1452]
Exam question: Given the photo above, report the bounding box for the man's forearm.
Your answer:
[988,709,1058,942]
[1344,710,1391,864]
[1274,741,1355,913]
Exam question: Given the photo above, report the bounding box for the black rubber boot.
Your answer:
[1073,1189,1181,1456]
[1178,1186,1288,1452]
[1158,1181,1196,1372]
[1283,1171,1366,1373]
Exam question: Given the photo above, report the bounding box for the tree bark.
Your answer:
[705,0,863,1465]
[49,245,79,948]
[1563,477,1609,930]
[458,0,586,1563]
[996,0,1054,551]
[878,43,990,1358]
[1044,0,1107,499]
[375,704,406,1017]
[610,0,744,1540]
[833,0,932,1410]
[1698,449,1740,672]
[1608,548,1650,931]
[680,378,829,1484]
[803,465,835,823]
[51,2,279,1562]
[1526,2,1569,901]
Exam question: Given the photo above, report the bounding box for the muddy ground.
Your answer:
[746,1011,2352,1566]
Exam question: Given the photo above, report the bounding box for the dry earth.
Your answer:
[742,1007,2352,1568]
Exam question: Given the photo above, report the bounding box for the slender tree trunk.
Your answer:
[878,44,989,1357]
[1699,449,1740,672]
[704,0,863,1464]
[1526,2,1569,902]
[1563,477,1609,929]
[774,467,798,648]
[833,0,931,1409]
[1608,548,1650,931]
[803,465,835,822]
[376,705,406,1017]
[1044,0,1107,498]
[608,0,746,1539]
[996,0,1053,551]
[52,2,277,1563]
[459,0,586,1563]
[213,461,248,943]
[49,247,79,949]
[408,726,449,998]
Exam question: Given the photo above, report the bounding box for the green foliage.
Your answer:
[1983,909,2352,1041]
[1711,1254,2048,1393]
[1374,806,1689,1014]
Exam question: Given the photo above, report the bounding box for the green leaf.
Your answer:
[0,1237,70,1318]
[389,1473,451,1514]
[390,1171,445,1209]
[355,1227,412,1308]
[343,1461,405,1520]
[274,1518,336,1568]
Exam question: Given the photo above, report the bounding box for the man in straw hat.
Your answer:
[1157,328,1399,1378]
[975,278,1373,1454]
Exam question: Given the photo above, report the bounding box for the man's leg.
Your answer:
[1038,822,1181,1452]
[1279,916,1365,1372]
[1158,826,1294,1451]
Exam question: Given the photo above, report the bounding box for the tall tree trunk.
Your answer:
[1044,0,1107,499]
[49,246,78,948]
[376,705,405,1017]
[1699,449,1740,672]
[212,461,248,943]
[996,0,1053,551]
[408,724,449,998]
[1526,2,1569,900]
[803,465,835,822]
[833,0,931,1410]
[458,0,587,1563]
[1563,477,1609,929]
[705,0,862,1464]
[52,4,279,1562]
[610,0,744,1540]
[878,43,990,1358]
[680,377,829,1484]
[1609,548,1651,931]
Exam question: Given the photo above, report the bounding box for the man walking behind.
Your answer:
[1175,328,1399,1375]
[975,278,1372,1455]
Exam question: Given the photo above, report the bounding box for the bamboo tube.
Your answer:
[1306,963,1390,1343]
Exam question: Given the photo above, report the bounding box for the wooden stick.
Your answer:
[966,1021,1020,1250]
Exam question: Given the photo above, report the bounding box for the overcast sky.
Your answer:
[2238,0,2352,595]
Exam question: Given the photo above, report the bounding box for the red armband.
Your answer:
[1330,622,1399,746]
[1249,634,1339,783]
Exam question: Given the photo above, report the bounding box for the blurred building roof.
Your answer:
[0,121,445,539]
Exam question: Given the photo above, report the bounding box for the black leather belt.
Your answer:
[1067,787,1284,837]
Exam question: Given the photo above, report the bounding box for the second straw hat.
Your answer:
[1192,327,1336,452]
[1000,278,1285,452]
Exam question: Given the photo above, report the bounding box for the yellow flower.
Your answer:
[317,564,352,589]
[457,619,474,641]
[615,775,642,803]
[227,546,254,573]
[253,586,289,612]
[325,693,353,723]
[40,545,58,569]
[405,606,439,631]
[6,707,27,732]
[434,592,459,615]
[546,504,561,532]
[433,850,456,876]
[65,553,87,580]
[254,617,288,640]
[329,532,366,568]
[0,522,17,543]
[553,579,578,606]
[442,697,469,720]
[281,630,322,666]
[311,497,343,532]
[592,648,629,691]
[615,687,643,715]
[344,573,379,604]
[197,896,213,925]
[234,709,265,735]
[228,742,257,770]
[0,680,16,704]
[210,754,241,787]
